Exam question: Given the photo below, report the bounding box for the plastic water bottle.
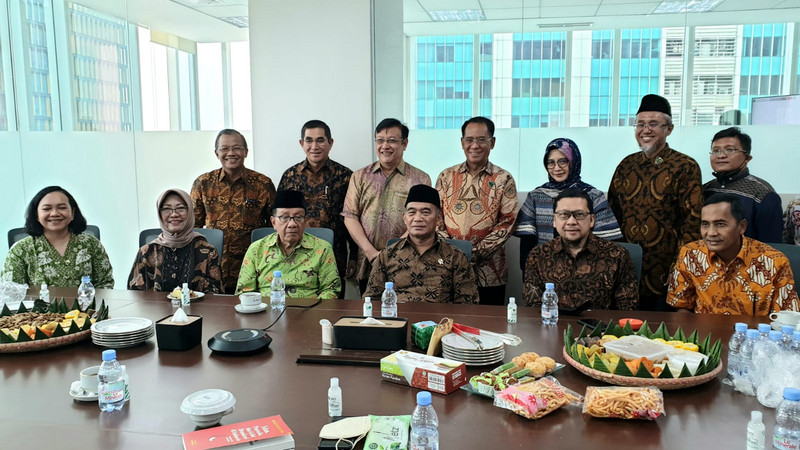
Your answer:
[77,276,95,309]
[507,297,517,324]
[774,387,800,449]
[782,325,795,349]
[270,271,286,311]
[727,322,748,379]
[39,282,50,303]
[735,329,759,396]
[758,323,771,341]
[410,391,439,450]
[791,331,800,355]
[755,331,785,407]
[381,282,397,318]
[363,297,373,317]
[747,410,765,450]
[98,349,125,412]
[328,377,342,417]
[181,282,191,307]
[541,283,558,325]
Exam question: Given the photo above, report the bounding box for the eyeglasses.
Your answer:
[554,210,591,221]
[217,146,246,154]
[160,206,188,215]
[709,147,747,157]
[546,158,569,169]
[274,215,306,224]
[633,122,669,130]
[375,138,403,146]
[461,137,493,146]
[304,137,329,145]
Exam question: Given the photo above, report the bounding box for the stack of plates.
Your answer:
[91,317,155,348]
[442,333,505,366]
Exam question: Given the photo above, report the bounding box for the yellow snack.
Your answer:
[536,356,556,372]
[652,338,667,344]
[525,361,547,378]
[520,352,540,362]
[64,310,80,320]
[680,343,699,352]
[667,340,684,348]
[600,334,619,341]
[512,356,528,367]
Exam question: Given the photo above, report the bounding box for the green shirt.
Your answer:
[235,232,341,299]
[3,233,114,288]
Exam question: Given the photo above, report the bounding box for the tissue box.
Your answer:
[380,350,467,395]
[333,316,407,351]
[156,314,202,351]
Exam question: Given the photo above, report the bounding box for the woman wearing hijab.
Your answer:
[514,138,622,271]
[4,186,114,288]
[128,189,222,293]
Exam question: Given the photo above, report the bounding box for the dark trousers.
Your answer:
[478,285,506,306]
[358,278,369,297]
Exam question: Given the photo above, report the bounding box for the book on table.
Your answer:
[182,415,294,450]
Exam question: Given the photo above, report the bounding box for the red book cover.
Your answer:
[182,415,293,450]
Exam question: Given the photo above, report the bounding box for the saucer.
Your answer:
[69,381,98,402]
[235,303,267,314]
[771,321,797,331]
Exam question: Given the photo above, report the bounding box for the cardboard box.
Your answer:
[333,316,407,351]
[380,350,467,395]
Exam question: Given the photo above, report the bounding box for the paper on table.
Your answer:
[172,307,189,323]
[359,317,386,326]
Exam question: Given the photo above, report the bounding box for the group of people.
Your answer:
[3,94,799,316]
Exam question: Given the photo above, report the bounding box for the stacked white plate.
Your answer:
[91,317,155,348]
[442,333,505,366]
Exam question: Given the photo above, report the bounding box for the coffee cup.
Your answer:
[239,292,262,309]
[770,310,800,326]
[80,366,100,393]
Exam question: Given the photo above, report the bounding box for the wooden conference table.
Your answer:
[0,289,774,449]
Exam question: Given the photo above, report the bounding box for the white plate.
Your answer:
[442,333,503,351]
[91,317,153,335]
[69,380,98,402]
[93,330,155,343]
[235,303,268,314]
[167,292,205,301]
[443,352,505,366]
[772,321,796,331]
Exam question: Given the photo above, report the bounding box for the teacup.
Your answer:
[239,292,262,309]
[770,311,800,326]
[80,366,100,393]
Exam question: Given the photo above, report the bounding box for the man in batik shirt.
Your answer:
[364,185,478,304]
[435,116,518,305]
[343,118,431,294]
[278,120,354,298]
[667,194,798,315]
[523,189,638,311]
[191,129,276,293]
[608,95,703,311]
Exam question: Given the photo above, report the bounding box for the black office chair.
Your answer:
[8,225,101,248]
[618,242,643,285]
[251,227,334,247]
[386,237,473,260]
[138,228,223,263]
[770,243,799,284]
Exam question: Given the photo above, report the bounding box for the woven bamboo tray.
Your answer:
[562,347,722,390]
[0,329,92,353]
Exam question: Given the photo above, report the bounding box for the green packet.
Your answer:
[364,414,411,450]
[411,321,438,350]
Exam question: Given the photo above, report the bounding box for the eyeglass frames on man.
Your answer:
[554,210,591,221]
[633,122,669,130]
[274,215,306,224]
[709,147,747,157]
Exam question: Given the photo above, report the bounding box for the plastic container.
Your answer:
[270,271,286,311]
[381,282,397,318]
[410,391,439,450]
[774,387,800,449]
[363,297,373,317]
[181,282,190,306]
[77,276,95,310]
[668,348,709,375]
[758,323,771,341]
[791,331,800,355]
[746,410,765,450]
[782,325,795,349]
[735,329,760,396]
[728,322,748,378]
[602,335,674,362]
[39,283,49,303]
[98,349,125,412]
[328,377,342,417]
[541,283,558,325]
[507,297,517,324]
[180,389,236,428]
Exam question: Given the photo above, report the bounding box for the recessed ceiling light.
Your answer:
[539,22,594,29]
[428,9,485,22]
[219,16,248,28]
[653,0,723,14]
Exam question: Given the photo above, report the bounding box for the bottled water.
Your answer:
[755,331,785,407]
[328,377,342,417]
[541,283,558,325]
[39,282,50,303]
[410,391,439,450]
[363,297,373,317]
[782,325,795,350]
[735,329,759,396]
[98,349,125,412]
[270,271,286,311]
[727,322,748,379]
[507,297,517,324]
[381,282,397,318]
[774,387,800,449]
[758,323,771,341]
[77,276,95,310]
[181,282,191,307]
[747,410,765,450]
[791,331,800,355]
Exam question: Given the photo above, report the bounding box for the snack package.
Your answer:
[363,415,411,450]
[411,320,438,350]
[582,386,665,420]
[493,376,582,420]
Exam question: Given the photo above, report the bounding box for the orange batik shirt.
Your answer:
[667,237,799,315]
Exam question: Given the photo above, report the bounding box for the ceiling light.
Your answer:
[428,9,485,22]
[539,22,593,29]
[653,0,722,14]
[219,16,248,28]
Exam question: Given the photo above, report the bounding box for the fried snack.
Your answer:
[520,352,540,362]
[512,356,527,367]
[583,386,665,420]
[525,361,547,378]
[494,377,582,420]
[536,356,556,373]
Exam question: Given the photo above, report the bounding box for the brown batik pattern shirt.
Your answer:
[191,167,276,293]
[523,234,639,310]
[278,158,354,281]
[363,237,478,304]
